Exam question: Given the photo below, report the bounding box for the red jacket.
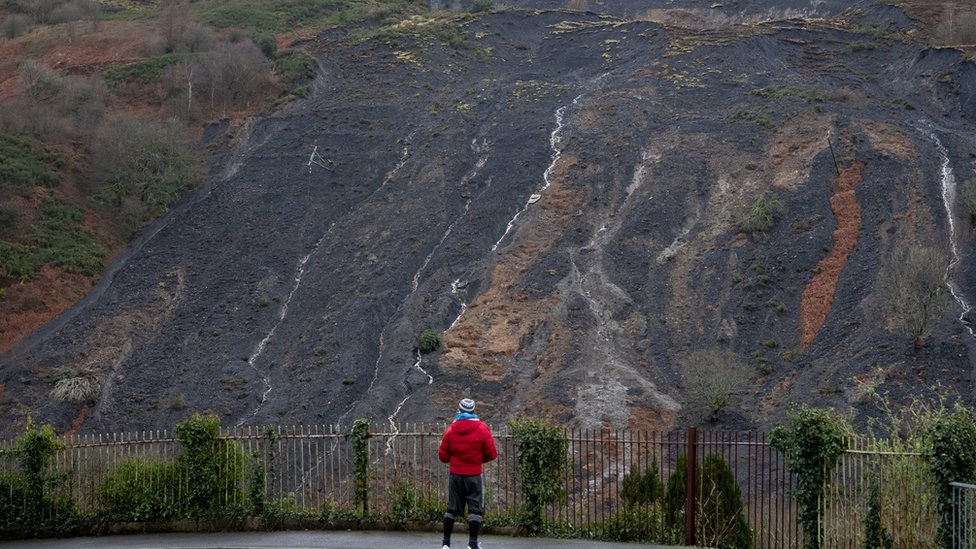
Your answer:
[438,418,498,475]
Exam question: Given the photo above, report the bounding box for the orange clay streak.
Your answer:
[799,162,864,347]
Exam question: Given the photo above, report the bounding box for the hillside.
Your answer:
[1,0,975,436]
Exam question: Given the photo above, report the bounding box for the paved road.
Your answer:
[0,531,682,548]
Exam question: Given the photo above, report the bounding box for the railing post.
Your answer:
[685,427,697,546]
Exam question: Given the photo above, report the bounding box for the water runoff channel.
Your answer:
[923,125,975,337]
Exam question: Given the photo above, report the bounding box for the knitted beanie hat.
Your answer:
[458,398,476,414]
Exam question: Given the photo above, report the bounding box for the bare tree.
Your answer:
[81,0,101,32]
[878,243,950,347]
[11,0,59,24]
[89,115,203,235]
[935,5,976,45]
[680,348,751,421]
[18,59,62,102]
[2,14,34,39]
[157,0,193,53]
[162,59,196,121]
[194,40,269,115]
[50,1,84,43]
[58,74,108,131]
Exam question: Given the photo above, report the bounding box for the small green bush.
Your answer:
[360,16,465,49]
[604,505,670,543]
[0,204,18,236]
[471,0,494,13]
[663,452,686,531]
[863,480,893,549]
[752,84,826,103]
[274,50,316,87]
[843,41,878,53]
[697,453,752,549]
[731,109,774,130]
[417,328,441,354]
[855,24,889,39]
[0,423,85,535]
[387,481,443,523]
[253,31,277,58]
[351,418,370,516]
[736,192,785,235]
[96,458,183,521]
[620,460,662,508]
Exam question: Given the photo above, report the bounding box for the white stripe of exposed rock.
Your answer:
[368,141,491,453]
[491,94,580,252]
[490,72,610,252]
[569,147,680,430]
[237,138,413,428]
[353,140,491,443]
[236,218,340,428]
[928,129,974,336]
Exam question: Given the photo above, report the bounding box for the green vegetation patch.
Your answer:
[194,0,386,32]
[736,192,785,235]
[0,195,105,281]
[730,109,774,130]
[752,84,826,103]
[842,40,878,53]
[275,50,317,86]
[90,115,204,236]
[359,15,466,49]
[855,24,889,39]
[0,132,60,196]
[98,0,163,21]
[416,328,441,354]
[103,53,192,87]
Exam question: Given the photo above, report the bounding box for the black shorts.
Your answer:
[446,472,485,522]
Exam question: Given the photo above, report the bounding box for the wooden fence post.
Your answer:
[684,427,697,546]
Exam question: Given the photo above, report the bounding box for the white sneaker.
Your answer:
[441,545,450,549]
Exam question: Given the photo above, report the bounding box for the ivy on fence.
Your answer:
[924,404,976,549]
[770,406,849,549]
[351,418,370,518]
[175,413,249,517]
[509,418,567,535]
[0,422,82,536]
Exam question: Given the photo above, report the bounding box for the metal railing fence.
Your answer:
[0,425,805,546]
[951,482,976,549]
[822,437,937,549]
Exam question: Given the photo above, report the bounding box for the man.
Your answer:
[438,398,498,549]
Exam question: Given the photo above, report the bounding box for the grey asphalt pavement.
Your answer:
[0,531,682,548]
